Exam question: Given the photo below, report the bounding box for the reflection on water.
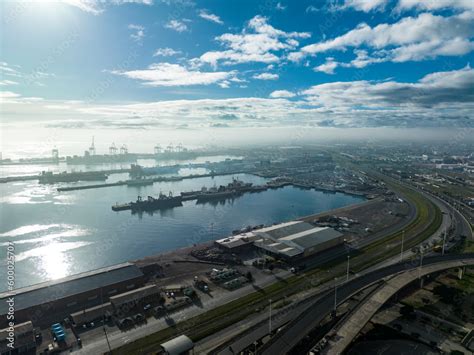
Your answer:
[0,172,365,289]
[16,241,91,280]
[0,224,61,237]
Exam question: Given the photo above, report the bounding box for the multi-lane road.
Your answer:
[259,253,474,355]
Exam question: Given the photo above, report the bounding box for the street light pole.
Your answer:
[418,250,424,279]
[400,230,405,262]
[269,299,272,334]
[442,228,447,256]
[346,255,350,282]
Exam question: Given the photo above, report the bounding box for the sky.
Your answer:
[0,0,473,156]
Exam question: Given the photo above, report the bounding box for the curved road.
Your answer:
[259,253,474,355]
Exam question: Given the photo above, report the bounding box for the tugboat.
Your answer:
[130,192,182,212]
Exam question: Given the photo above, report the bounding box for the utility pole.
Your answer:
[418,250,424,280]
[346,255,350,282]
[269,299,272,334]
[400,230,405,262]
[100,288,112,354]
[334,277,338,313]
[442,228,447,256]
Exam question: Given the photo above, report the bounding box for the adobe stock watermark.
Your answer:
[5,241,16,350]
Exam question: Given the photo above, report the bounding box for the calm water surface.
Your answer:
[0,171,364,290]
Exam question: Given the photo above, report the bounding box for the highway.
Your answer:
[323,257,474,354]
[259,253,474,355]
[257,175,472,355]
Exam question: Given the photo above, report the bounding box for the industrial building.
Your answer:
[159,335,194,355]
[253,221,344,260]
[215,221,345,261]
[0,321,36,355]
[70,302,113,327]
[110,284,161,312]
[0,263,145,328]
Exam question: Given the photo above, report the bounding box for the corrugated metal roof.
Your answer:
[280,227,343,249]
[160,335,194,355]
[255,221,313,239]
[0,263,143,315]
[110,284,160,307]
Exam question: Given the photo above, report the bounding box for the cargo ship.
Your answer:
[195,179,254,202]
[126,178,154,187]
[130,164,180,178]
[196,186,238,202]
[38,171,108,184]
[66,154,137,165]
[130,193,183,212]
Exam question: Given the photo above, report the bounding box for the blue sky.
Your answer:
[1,0,473,148]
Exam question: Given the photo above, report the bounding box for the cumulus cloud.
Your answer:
[198,9,223,24]
[164,19,188,32]
[269,90,296,98]
[253,73,279,80]
[128,24,145,43]
[153,47,182,57]
[2,67,472,130]
[396,0,474,12]
[342,0,388,12]
[110,62,237,87]
[301,66,474,109]
[290,11,474,71]
[199,15,311,66]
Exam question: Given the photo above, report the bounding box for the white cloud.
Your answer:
[342,0,388,12]
[301,66,474,109]
[290,11,474,70]
[314,58,338,74]
[61,0,152,15]
[128,24,145,43]
[198,10,223,24]
[396,0,474,12]
[199,15,311,66]
[0,80,19,86]
[270,90,295,98]
[0,91,21,99]
[2,67,473,129]
[306,5,319,12]
[164,19,188,32]
[276,2,286,11]
[253,73,279,80]
[153,47,182,56]
[110,62,237,87]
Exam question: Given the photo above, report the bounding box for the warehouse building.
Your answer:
[70,302,113,327]
[0,321,36,355]
[253,221,344,261]
[110,284,161,312]
[0,263,145,328]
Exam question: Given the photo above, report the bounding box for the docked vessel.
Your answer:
[196,187,237,202]
[38,171,108,184]
[130,193,183,211]
[126,178,154,187]
[130,164,180,178]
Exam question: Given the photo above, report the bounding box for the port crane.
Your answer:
[89,136,96,155]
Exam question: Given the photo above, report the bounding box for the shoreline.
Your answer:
[2,195,375,293]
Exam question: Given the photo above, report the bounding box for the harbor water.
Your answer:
[0,171,365,290]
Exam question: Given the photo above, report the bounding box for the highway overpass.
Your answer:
[259,253,474,355]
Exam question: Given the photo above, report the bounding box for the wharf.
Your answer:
[57,171,247,192]
[0,168,131,184]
